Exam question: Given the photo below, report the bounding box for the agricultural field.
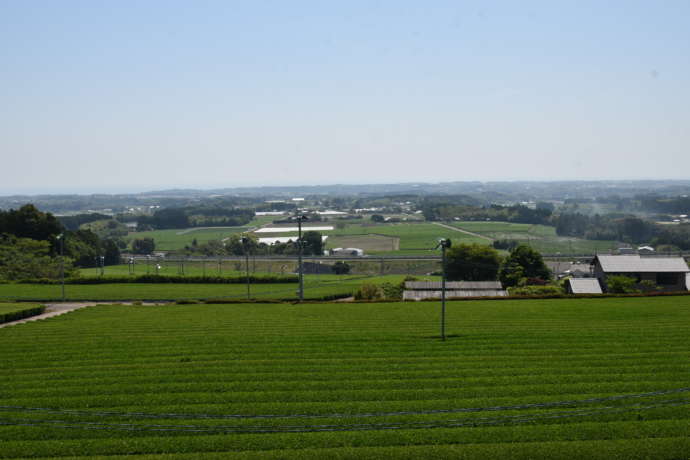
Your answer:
[0,275,430,302]
[327,222,487,255]
[125,227,251,251]
[449,222,620,255]
[0,297,689,458]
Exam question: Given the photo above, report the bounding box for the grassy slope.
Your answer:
[0,297,688,458]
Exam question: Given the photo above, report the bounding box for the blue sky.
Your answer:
[1,1,689,194]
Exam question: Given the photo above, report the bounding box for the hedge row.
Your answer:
[0,306,45,324]
[15,275,299,285]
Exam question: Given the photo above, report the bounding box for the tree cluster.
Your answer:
[444,243,551,288]
[0,205,122,280]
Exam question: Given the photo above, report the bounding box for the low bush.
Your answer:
[17,275,298,285]
[354,283,384,300]
[0,305,45,324]
[508,285,565,296]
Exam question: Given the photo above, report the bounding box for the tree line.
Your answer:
[421,202,553,225]
[553,213,690,250]
[444,242,551,288]
[136,206,254,230]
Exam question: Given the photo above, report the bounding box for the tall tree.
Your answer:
[444,243,502,281]
[132,237,156,255]
[301,231,324,256]
[499,245,550,287]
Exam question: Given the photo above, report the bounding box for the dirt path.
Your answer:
[0,302,165,329]
[433,222,494,242]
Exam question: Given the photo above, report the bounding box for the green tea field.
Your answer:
[0,274,424,302]
[0,297,689,458]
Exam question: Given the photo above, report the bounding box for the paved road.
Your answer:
[432,222,494,242]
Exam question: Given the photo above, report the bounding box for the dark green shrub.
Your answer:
[354,283,383,300]
[509,285,564,296]
[606,275,640,294]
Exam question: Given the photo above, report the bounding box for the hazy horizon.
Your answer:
[2,1,689,195]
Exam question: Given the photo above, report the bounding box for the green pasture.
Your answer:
[450,221,620,255]
[0,274,427,302]
[0,297,689,458]
[125,227,251,251]
[327,222,487,255]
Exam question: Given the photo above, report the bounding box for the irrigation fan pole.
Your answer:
[241,236,251,300]
[296,214,308,302]
[436,238,452,341]
[57,233,65,302]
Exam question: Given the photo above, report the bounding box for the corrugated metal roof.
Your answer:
[403,290,508,300]
[595,255,689,273]
[567,278,602,294]
[405,281,503,290]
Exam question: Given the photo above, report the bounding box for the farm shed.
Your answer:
[592,254,689,292]
[565,278,603,294]
[403,281,507,301]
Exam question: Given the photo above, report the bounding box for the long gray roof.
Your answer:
[595,255,689,273]
[403,289,508,300]
[405,281,503,290]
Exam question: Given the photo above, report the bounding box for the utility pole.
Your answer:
[436,238,452,341]
[296,214,308,301]
[241,236,251,300]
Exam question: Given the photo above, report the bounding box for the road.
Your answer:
[432,222,494,242]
